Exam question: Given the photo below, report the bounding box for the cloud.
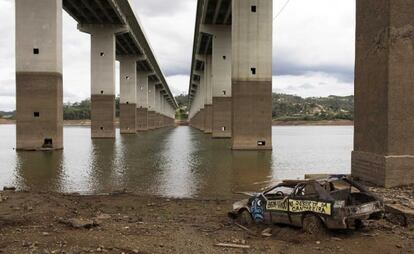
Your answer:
[273,72,353,98]
[166,75,190,96]
[0,96,14,111]
[273,0,355,82]
[130,0,196,77]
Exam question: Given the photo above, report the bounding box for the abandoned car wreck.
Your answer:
[229,176,384,233]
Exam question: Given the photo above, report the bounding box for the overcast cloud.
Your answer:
[0,0,355,111]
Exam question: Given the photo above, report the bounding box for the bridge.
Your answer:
[15,0,177,150]
[188,0,273,150]
[186,0,414,187]
[12,0,414,188]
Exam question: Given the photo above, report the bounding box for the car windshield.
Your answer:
[266,186,294,196]
[329,179,361,193]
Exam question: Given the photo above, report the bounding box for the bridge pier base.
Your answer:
[147,111,156,130]
[212,97,232,138]
[136,108,148,131]
[78,25,128,139]
[204,104,213,134]
[119,56,139,134]
[147,82,156,130]
[231,0,273,150]
[15,0,63,150]
[352,0,414,187]
[199,108,205,132]
[136,72,150,131]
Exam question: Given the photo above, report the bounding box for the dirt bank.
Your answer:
[273,120,353,126]
[0,188,413,254]
[0,119,14,125]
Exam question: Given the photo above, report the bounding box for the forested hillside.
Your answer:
[272,94,353,121]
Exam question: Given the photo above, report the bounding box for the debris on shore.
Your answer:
[0,187,413,253]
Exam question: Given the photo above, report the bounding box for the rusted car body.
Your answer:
[229,175,384,230]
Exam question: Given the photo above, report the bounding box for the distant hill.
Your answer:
[272,94,354,121]
[0,110,15,119]
[175,94,188,108]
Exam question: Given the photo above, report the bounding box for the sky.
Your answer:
[0,0,356,111]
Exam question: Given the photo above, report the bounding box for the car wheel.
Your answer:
[237,210,253,226]
[302,214,325,235]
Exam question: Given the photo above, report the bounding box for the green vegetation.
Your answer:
[175,94,188,120]
[272,94,354,121]
[174,94,188,108]
[63,99,90,120]
[0,94,353,122]
[63,97,120,120]
[0,111,15,119]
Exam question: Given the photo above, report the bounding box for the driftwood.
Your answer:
[261,227,272,237]
[215,243,251,249]
[234,222,258,236]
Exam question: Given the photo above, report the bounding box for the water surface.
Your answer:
[0,125,352,198]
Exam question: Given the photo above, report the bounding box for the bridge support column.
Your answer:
[211,27,232,138]
[154,86,162,129]
[160,96,165,128]
[79,24,127,139]
[199,70,206,132]
[352,0,414,187]
[203,55,213,134]
[15,0,63,150]
[119,56,139,134]
[147,82,156,130]
[231,0,273,150]
[201,25,232,138]
[136,72,149,131]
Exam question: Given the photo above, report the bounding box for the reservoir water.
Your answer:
[0,125,352,198]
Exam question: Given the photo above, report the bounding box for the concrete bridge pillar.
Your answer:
[78,24,128,139]
[352,0,414,187]
[154,86,161,128]
[200,25,232,138]
[15,0,63,150]
[119,56,139,134]
[198,70,206,132]
[203,55,213,134]
[231,0,273,150]
[161,95,167,128]
[136,72,150,131]
[162,97,167,127]
[147,82,157,130]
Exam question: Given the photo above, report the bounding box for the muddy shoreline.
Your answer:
[0,186,413,254]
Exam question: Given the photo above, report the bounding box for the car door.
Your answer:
[263,186,292,225]
[288,182,324,226]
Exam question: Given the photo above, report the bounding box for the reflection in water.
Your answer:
[231,151,273,193]
[87,139,117,193]
[15,151,64,192]
[156,127,197,198]
[0,125,353,198]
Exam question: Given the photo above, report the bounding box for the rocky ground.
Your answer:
[0,186,413,254]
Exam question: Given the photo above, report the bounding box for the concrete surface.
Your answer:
[352,0,414,187]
